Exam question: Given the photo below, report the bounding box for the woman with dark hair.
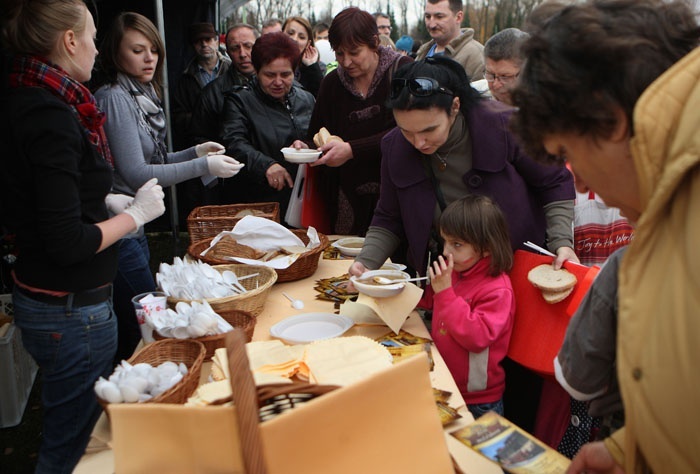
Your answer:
[0,1,165,471]
[297,7,412,235]
[94,12,243,361]
[511,0,700,472]
[282,15,323,96]
[348,56,577,433]
[221,31,315,221]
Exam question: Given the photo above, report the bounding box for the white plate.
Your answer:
[269,313,354,345]
[281,147,322,163]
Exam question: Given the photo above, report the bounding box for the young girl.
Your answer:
[421,195,515,419]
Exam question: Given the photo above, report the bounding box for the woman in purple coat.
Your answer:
[349,57,577,277]
[349,57,578,434]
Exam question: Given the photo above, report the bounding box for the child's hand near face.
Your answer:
[428,254,454,294]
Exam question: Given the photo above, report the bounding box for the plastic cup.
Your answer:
[131,291,167,343]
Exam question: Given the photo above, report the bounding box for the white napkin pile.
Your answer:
[204,216,321,269]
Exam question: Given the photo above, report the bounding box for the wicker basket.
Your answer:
[187,230,329,283]
[153,309,255,359]
[187,203,280,243]
[98,339,206,414]
[165,264,277,317]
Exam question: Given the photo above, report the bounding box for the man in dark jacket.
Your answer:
[172,22,231,150]
[177,24,258,223]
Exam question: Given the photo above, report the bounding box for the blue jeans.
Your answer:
[12,288,117,474]
[113,235,156,362]
[468,398,504,419]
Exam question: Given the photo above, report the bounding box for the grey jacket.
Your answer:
[416,28,485,81]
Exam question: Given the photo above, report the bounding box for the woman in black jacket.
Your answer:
[0,1,164,472]
[221,32,315,223]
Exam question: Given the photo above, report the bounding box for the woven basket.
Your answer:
[98,339,206,414]
[187,203,280,243]
[187,230,329,283]
[165,264,277,317]
[153,310,255,359]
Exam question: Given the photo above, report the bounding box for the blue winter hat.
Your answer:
[395,35,414,53]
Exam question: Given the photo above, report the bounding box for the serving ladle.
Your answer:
[372,276,430,285]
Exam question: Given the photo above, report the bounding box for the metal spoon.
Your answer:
[282,292,304,310]
[372,276,430,285]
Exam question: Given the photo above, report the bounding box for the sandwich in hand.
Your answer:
[313,127,343,147]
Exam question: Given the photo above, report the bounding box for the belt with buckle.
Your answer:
[16,284,113,307]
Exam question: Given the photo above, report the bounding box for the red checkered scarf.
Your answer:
[9,54,113,167]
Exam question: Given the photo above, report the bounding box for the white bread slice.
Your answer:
[527,264,578,292]
[541,287,574,304]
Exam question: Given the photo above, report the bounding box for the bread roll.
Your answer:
[313,127,332,147]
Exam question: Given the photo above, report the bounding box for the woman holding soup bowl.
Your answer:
[221,32,315,222]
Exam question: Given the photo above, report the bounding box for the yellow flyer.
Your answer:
[451,412,570,473]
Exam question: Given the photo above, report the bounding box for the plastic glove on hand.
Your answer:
[105,193,134,215]
[206,154,244,178]
[123,178,165,229]
[195,141,225,157]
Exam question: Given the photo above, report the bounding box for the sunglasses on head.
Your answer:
[390,77,454,100]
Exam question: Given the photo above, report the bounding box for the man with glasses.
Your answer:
[172,23,231,150]
[373,12,393,37]
[483,28,529,105]
[415,0,485,80]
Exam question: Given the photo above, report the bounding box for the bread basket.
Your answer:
[187,229,329,282]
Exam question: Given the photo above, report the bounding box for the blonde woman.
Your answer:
[0,1,165,471]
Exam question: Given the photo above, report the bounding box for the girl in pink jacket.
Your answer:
[421,195,515,418]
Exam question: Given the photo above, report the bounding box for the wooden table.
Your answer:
[76,256,499,474]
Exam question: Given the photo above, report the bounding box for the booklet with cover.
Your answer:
[451,412,570,473]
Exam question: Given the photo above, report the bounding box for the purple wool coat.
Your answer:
[372,100,575,272]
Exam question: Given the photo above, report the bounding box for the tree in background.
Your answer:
[220,0,546,44]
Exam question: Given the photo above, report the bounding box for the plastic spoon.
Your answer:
[372,276,430,285]
[282,292,304,310]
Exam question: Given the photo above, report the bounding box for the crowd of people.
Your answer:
[1,0,698,473]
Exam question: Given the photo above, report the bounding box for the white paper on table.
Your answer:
[341,283,424,334]
[339,300,386,326]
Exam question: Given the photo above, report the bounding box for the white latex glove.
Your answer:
[123,178,165,229]
[104,193,134,215]
[195,141,225,157]
[206,154,245,178]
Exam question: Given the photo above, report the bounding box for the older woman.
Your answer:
[221,31,315,222]
[302,7,413,235]
[94,12,243,361]
[512,0,700,472]
[349,57,577,433]
[0,1,164,471]
[282,16,323,96]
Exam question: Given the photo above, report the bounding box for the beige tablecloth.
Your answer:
[76,256,499,474]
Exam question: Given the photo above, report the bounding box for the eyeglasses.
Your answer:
[390,77,454,99]
[484,72,519,84]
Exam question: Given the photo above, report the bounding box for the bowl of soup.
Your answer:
[350,270,411,298]
[332,237,365,257]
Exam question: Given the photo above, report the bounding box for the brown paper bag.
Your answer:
[110,354,454,473]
